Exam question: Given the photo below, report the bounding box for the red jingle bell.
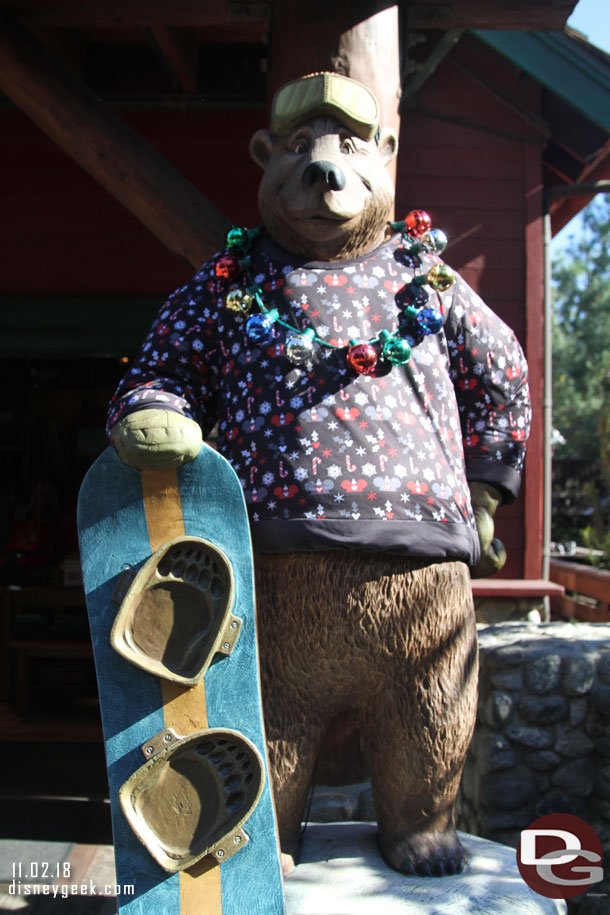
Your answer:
[405,209,432,239]
[346,342,378,375]
[214,253,241,281]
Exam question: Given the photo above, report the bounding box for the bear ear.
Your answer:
[249,129,274,169]
[378,127,398,166]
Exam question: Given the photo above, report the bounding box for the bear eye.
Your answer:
[292,137,310,154]
[340,138,356,154]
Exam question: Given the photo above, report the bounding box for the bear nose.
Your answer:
[302,161,346,191]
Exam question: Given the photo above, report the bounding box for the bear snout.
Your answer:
[302,160,346,191]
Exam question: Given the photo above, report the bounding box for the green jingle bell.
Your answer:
[379,330,411,366]
[225,226,251,253]
[225,287,254,315]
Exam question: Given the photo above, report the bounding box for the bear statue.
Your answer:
[107,72,530,877]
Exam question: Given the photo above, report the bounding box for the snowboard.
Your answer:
[77,444,285,915]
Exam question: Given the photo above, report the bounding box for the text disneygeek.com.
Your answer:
[8,880,135,899]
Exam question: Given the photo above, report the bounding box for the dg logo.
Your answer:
[517,813,605,900]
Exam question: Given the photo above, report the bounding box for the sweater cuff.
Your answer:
[465,458,523,505]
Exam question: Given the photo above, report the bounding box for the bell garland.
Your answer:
[215,210,455,375]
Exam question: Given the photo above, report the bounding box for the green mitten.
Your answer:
[111,409,202,470]
[469,481,507,578]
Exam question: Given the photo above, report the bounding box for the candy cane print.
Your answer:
[435,462,442,477]
[397,387,406,406]
[339,385,349,401]
[409,455,419,474]
[279,460,289,478]
[371,384,379,402]
[219,340,229,357]
[250,466,258,485]
[247,396,255,415]
[312,456,321,475]
[509,412,517,427]
[276,389,285,407]
[346,454,356,473]
[379,454,388,472]
[362,318,371,336]
[333,315,343,333]
[306,385,316,404]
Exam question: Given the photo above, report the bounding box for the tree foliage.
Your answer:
[552,195,610,475]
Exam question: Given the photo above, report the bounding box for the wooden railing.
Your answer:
[549,559,610,622]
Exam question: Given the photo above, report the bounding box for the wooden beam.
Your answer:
[147,26,199,94]
[12,1,240,29]
[0,10,231,268]
[407,0,578,31]
[14,0,577,31]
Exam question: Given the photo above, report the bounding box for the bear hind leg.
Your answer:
[359,565,478,877]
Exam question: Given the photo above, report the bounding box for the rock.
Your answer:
[484,691,515,728]
[569,699,587,727]
[554,726,595,758]
[592,686,610,719]
[597,652,610,685]
[489,671,524,691]
[525,654,562,695]
[563,655,596,695]
[481,733,518,773]
[594,734,610,757]
[284,822,566,914]
[551,758,595,796]
[518,694,567,724]
[525,750,561,772]
[484,808,535,831]
[482,775,535,811]
[505,724,553,748]
[577,883,610,915]
[534,790,590,819]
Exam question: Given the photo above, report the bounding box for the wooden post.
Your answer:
[0,10,231,268]
[267,1,401,185]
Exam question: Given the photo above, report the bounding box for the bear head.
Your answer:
[250,73,398,263]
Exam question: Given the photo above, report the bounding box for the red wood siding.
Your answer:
[0,107,264,296]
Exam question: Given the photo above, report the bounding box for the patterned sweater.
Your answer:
[107,232,530,563]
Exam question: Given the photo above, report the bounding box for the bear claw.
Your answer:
[380,830,467,878]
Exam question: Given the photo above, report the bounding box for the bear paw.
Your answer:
[380,829,467,877]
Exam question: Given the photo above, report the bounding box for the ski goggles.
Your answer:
[271,72,380,141]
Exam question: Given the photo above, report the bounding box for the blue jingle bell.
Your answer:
[246,309,278,344]
[416,307,443,335]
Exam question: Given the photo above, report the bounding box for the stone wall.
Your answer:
[457,622,610,859]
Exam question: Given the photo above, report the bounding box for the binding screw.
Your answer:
[216,849,225,858]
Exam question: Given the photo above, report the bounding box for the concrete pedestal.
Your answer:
[285,823,566,914]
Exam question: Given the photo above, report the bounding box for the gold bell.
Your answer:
[426,264,455,292]
[225,288,254,315]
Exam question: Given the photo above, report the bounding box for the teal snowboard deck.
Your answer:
[77,444,285,915]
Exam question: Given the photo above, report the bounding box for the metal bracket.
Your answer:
[112,568,136,605]
[140,727,179,760]
[212,828,249,862]
[216,614,242,657]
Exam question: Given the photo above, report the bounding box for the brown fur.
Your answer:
[250,117,397,262]
[254,552,478,875]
